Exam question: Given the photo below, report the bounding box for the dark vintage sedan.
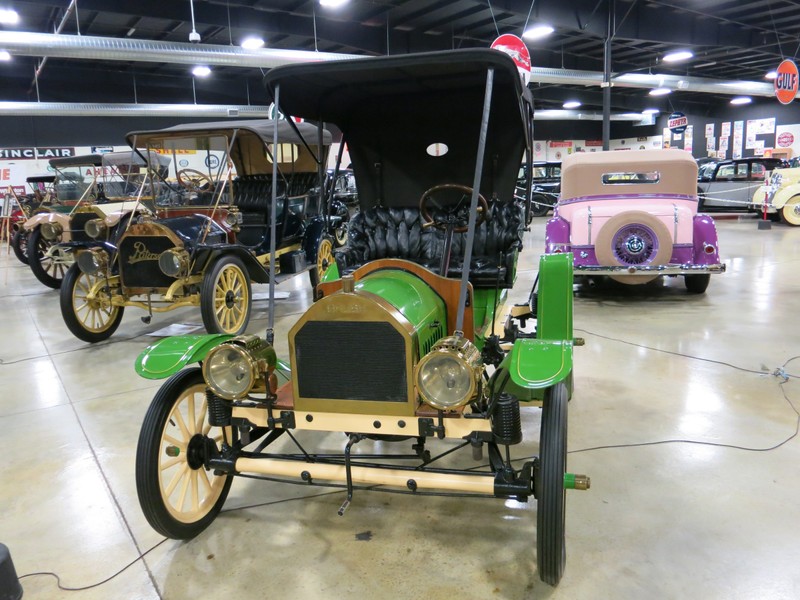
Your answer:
[697,157,786,211]
[518,161,561,217]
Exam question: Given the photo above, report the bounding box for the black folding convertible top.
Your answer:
[48,154,104,168]
[263,48,533,209]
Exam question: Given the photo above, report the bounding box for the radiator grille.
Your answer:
[118,235,177,289]
[295,321,406,402]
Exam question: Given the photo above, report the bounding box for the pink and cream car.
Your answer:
[545,150,725,294]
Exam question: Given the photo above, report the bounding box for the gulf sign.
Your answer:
[668,112,688,133]
[491,34,531,86]
[774,60,798,105]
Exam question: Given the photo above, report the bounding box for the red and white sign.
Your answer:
[549,141,573,148]
[668,115,688,131]
[491,34,531,86]
[777,132,794,147]
[585,140,603,147]
[774,60,799,105]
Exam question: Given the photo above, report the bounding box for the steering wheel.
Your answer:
[176,168,213,192]
[419,183,489,233]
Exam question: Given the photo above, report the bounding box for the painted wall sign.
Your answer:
[668,112,688,133]
[775,60,799,105]
[0,147,75,160]
[491,34,531,86]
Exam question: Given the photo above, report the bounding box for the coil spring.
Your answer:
[492,393,522,445]
[206,389,232,427]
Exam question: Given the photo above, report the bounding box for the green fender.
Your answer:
[135,333,293,382]
[500,252,575,401]
[135,334,235,379]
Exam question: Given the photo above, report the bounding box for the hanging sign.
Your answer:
[774,60,799,105]
[668,112,688,134]
[491,34,531,86]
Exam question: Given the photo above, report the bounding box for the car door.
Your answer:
[746,161,772,203]
[704,162,747,209]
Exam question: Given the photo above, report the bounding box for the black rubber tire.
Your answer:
[537,381,568,586]
[684,273,711,294]
[60,263,124,343]
[135,368,233,540]
[530,195,551,217]
[12,230,28,264]
[27,226,68,289]
[200,255,252,335]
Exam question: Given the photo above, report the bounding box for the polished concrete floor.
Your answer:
[1,217,799,599]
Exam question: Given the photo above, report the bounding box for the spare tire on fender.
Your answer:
[594,210,672,285]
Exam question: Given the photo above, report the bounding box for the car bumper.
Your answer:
[574,263,726,276]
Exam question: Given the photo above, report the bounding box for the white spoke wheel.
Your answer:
[27,226,69,289]
[136,368,233,539]
[201,255,251,335]
[781,196,800,226]
[60,263,124,343]
[536,381,568,586]
[12,230,29,264]
[594,211,672,285]
[309,235,335,298]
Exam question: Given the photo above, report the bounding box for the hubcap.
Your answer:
[225,290,235,308]
[612,224,658,265]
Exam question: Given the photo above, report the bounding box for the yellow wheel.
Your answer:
[136,368,233,539]
[780,196,800,226]
[60,263,124,343]
[309,235,335,297]
[201,255,252,334]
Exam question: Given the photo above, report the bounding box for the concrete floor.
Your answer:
[1,217,799,599]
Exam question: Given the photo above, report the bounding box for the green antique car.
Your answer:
[133,49,587,586]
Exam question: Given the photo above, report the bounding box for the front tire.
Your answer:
[12,230,28,264]
[27,226,69,288]
[530,195,551,217]
[684,273,711,294]
[536,381,568,586]
[60,264,124,343]
[780,196,800,226]
[200,255,251,335]
[135,368,233,539]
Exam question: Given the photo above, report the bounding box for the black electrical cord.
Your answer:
[16,488,347,592]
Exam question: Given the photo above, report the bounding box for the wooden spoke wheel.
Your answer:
[60,264,124,343]
[28,226,71,289]
[136,368,233,539]
[201,255,252,335]
[309,236,335,295]
[12,230,28,264]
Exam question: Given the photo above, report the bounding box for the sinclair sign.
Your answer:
[0,147,76,160]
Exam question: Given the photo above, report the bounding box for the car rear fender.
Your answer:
[195,246,270,284]
[136,333,293,381]
[303,215,326,262]
[771,182,800,209]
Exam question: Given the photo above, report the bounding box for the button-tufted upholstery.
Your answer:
[335,203,523,288]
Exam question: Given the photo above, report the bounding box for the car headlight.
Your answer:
[85,218,108,239]
[76,248,109,275]
[224,209,243,227]
[415,335,483,410]
[202,335,277,400]
[40,222,63,240]
[158,248,190,277]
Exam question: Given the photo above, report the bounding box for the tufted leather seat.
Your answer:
[335,203,523,288]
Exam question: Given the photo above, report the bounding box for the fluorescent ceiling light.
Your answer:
[0,9,19,24]
[522,24,555,40]
[642,108,660,115]
[663,50,694,63]
[648,87,672,96]
[319,0,349,7]
[241,37,265,49]
[562,101,581,109]
[766,70,778,79]
[0,50,9,61]
[730,96,752,105]
[192,65,211,77]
